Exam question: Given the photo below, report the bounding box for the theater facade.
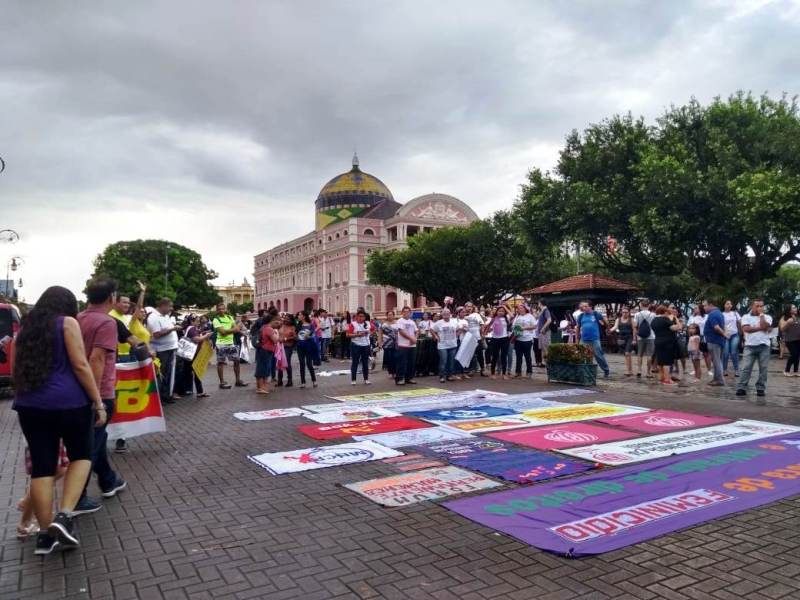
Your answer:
[253,154,478,315]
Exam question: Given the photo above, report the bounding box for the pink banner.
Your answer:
[487,422,640,450]
[594,410,732,434]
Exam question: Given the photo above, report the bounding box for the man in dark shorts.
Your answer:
[75,278,129,514]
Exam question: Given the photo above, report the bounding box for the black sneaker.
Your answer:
[47,512,79,548]
[72,496,102,516]
[735,389,746,396]
[34,532,60,555]
[285,382,293,388]
[115,439,128,454]
[235,381,249,387]
[162,396,176,404]
[101,478,127,498]
[756,390,766,397]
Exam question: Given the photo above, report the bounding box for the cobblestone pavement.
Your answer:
[2,353,800,600]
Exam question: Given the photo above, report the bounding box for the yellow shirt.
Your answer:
[129,318,151,345]
[109,309,132,356]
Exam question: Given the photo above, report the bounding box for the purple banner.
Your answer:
[444,434,800,556]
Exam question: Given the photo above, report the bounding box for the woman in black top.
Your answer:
[610,306,634,376]
[651,304,683,386]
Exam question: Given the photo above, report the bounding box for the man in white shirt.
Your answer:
[318,309,333,363]
[736,299,773,399]
[147,297,182,402]
[394,306,418,385]
[634,300,656,378]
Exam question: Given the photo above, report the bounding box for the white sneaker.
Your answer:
[364,380,372,385]
[351,381,357,386]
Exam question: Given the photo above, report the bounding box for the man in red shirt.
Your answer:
[76,279,127,512]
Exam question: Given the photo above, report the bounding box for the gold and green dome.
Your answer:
[315,154,394,230]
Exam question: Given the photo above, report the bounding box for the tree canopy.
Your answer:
[516,93,800,291]
[89,240,220,308]
[366,216,555,306]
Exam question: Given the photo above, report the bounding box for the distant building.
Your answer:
[215,278,254,307]
[254,155,479,315]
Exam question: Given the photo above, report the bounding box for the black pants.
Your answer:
[395,346,416,383]
[351,343,371,381]
[786,340,800,373]
[514,339,533,375]
[156,349,176,399]
[79,399,119,498]
[17,405,93,478]
[175,356,204,395]
[489,337,510,375]
[533,338,543,365]
[469,341,485,372]
[296,345,315,384]
[278,345,294,384]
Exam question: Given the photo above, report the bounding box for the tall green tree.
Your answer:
[89,240,220,307]
[366,216,551,306]
[516,93,800,289]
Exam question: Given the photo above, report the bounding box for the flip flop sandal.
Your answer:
[17,523,39,540]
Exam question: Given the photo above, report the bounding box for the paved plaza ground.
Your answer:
[1,353,800,600]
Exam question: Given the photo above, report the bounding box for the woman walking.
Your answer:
[13,286,105,554]
[780,304,800,376]
[610,306,634,376]
[722,300,742,377]
[347,309,374,385]
[484,306,511,380]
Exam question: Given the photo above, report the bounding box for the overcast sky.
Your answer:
[2,0,799,302]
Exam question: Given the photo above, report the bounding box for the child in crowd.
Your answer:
[17,442,69,539]
[687,323,703,381]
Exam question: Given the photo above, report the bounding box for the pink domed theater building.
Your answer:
[254,155,478,314]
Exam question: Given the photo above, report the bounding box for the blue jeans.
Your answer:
[278,345,294,384]
[722,334,740,373]
[438,347,457,378]
[297,344,316,384]
[320,338,330,362]
[708,342,725,383]
[351,343,371,382]
[587,339,609,375]
[737,344,770,393]
[81,398,119,499]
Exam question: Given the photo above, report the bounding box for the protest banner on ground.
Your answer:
[108,358,166,440]
[450,449,594,484]
[560,419,800,465]
[298,416,432,440]
[306,389,507,414]
[233,408,310,421]
[488,422,641,450]
[413,438,518,461]
[443,416,539,434]
[405,405,518,423]
[521,403,648,426]
[345,465,501,507]
[354,425,474,448]
[382,453,447,472]
[326,387,451,402]
[444,433,800,555]
[192,341,214,379]
[304,407,400,423]
[481,395,571,412]
[248,440,402,475]
[595,410,732,434]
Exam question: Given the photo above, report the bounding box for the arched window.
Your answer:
[363,228,375,236]
[335,232,340,239]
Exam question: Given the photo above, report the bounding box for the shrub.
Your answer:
[547,343,593,364]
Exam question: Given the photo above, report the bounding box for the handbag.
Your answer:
[177,335,198,361]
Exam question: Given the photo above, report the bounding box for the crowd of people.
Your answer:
[9,277,799,556]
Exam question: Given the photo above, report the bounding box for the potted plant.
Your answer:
[546,343,597,386]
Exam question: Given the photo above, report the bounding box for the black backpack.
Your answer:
[637,314,652,338]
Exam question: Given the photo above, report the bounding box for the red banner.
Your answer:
[108,358,166,439]
[298,416,432,440]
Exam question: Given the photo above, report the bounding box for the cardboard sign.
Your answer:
[297,416,432,440]
[521,402,648,426]
[487,422,640,450]
[560,420,800,465]
[445,434,800,555]
[233,408,310,421]
[248,440,402,475]
[345,466,502,507]
[595,409,732,434]
[354,426,474,449]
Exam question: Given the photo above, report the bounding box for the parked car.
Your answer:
[0,302,21,389]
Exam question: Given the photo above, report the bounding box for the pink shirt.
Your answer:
[77,307,118,399]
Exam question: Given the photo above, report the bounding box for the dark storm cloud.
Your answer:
[1,0,798,299]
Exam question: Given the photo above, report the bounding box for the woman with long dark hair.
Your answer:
[484,306,511,380]
[295,311,318,388]
[13,286,105,554]
[781,304,800,376]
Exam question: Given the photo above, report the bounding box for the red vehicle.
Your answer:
[0,303,21,389]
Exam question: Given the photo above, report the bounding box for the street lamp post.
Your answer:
[5,256,23,300]
[165,243,170,296]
